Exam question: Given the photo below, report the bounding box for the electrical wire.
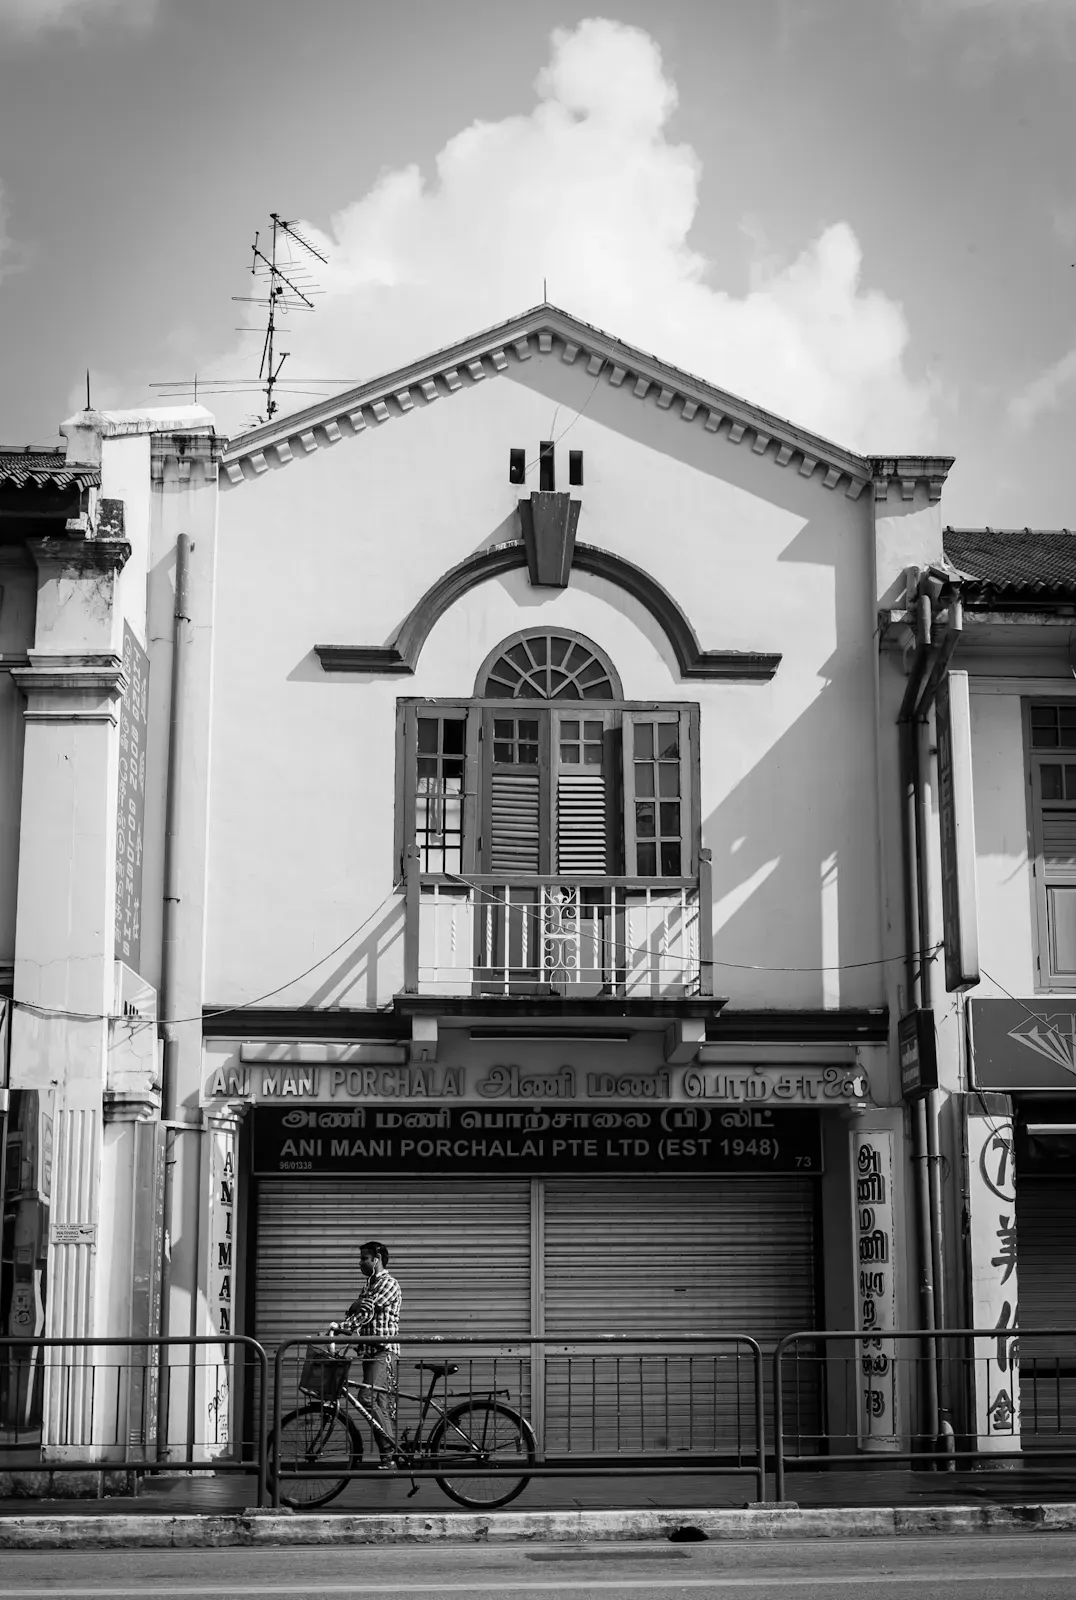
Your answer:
[12,884,401,1030]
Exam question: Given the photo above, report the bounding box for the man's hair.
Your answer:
[360,1239,390,1266]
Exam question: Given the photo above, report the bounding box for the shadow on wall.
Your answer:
[289,900,405,1011]
[702,513,881,1011]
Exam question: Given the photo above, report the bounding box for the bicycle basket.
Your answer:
[298,1344,352,1401]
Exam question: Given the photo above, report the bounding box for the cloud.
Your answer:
[212,17,934,453]
[0,0,156,35]
[1009,345,1076,429]
[905,0,1076,63]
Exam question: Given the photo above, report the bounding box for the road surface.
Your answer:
[6,1532,1076,1598]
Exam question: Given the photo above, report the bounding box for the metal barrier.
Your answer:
[774,1327,1076,1502]
[0,1336,267,1504]
[271,1332,765,1508]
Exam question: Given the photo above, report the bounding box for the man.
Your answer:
[341,1240,402,1467]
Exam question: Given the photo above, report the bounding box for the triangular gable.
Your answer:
[220,303,933,501]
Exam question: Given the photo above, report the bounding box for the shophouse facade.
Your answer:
[2,305,963,1464]
[901,529,1076,1450]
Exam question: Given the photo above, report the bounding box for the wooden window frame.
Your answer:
[1025,698,1076,991]
[397,698,701,886]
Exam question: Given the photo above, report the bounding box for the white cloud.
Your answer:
[0,0,156,35]
[215,17,934,453]
[1009,345,1076,429]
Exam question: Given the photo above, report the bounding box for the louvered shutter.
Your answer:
[542,1176,819,1456]
[1034,758,1076,978]
[622,709,694,879]
[255,1177,533,1428]
[553,712,616,875]
[482,710,551,875]
[1015,1176,1076,1438]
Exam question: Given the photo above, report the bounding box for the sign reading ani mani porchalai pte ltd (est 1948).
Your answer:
[252,1104,824,1176]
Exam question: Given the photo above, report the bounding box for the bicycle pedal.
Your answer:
[407,1478,420,1498]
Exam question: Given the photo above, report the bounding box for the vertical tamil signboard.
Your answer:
[115,623,150,972]
[935,669,980,992]
[851,1129,900,1450]
[965,1105,1019,1450]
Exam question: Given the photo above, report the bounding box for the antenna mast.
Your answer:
[245,213,328,424]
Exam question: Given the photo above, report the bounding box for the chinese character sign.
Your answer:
[966,1109,1020,1449]
[851,1129,900,1450]
[114,623,149,971]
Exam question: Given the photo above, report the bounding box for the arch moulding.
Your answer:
[315,540,781,682]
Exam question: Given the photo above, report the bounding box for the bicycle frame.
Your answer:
[327,1355,516,1466]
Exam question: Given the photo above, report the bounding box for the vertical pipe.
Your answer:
[156,533,189,1460]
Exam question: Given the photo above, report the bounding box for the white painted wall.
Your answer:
[208,353,885,1012]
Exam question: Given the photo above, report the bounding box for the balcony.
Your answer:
[403,853,712,1000]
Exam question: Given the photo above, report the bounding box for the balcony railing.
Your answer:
[403,852,712,999]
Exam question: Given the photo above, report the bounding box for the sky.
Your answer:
[0,0,1074,527]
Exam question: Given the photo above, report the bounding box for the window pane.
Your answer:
[1042,764,1063,800]
[637,842,657,876]
[529,634,548,666]
[494,743,512,762]
[443,760,463,784]
[507,644,531,670]
[518,681,543,698]
[560,720,580,738]
[634,764,655,797]
[657,723,680,759]
[659,802,681,835]
[519,720,539,739]
[660,842,682,876]
[636,801,656,837]
[658,763,681,797]
[549,636,571,667]
[1061,706,1076,741]
[443,721,465,755]
[494,719,513,738]
[583,721,602,740]
[1066,766,1076,799]
[519,743,539,765]
[417,719,439,754]
[418,758,438,781]
[1032,706,1059,747]
[1049,886,1076,974]
[560,744,580,763]
[634,723,654,759]
[584,744,602,765]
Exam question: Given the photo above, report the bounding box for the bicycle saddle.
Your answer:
[414,1361,460,1377]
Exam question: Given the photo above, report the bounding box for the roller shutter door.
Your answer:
[542,1177,818,1455]
[255,1178,533,1424]
[1017,1178,1076,1443]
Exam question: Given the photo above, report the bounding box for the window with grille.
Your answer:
[1029,704,1076,983]
[399,632,696,883]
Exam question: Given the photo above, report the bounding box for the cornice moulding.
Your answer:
[220,304,880,499]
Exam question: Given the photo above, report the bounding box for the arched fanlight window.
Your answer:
[476,630,622,701]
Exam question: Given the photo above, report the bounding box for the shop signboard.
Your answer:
[213,1057,870,1108]
[970,999,1076,1091]
[114,622,149,972]
[850,1129,899,1451]
[898,1010,937,1101]
[936,670,980,992]
[252,1103,824,1177]
[965,1106,1019,1450]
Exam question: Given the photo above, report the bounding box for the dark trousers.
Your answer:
[359,1349,396,1459]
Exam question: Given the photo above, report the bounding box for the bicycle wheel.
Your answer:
[431,1400,536,1509]
[268,1403,362,1509]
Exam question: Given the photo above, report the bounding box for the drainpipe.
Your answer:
[898,590,940,1452]
[156,533,191,1459]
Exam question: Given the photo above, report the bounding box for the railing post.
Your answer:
[403,845,420,994]
[773,1335,788,1503]
[698,848,714,996]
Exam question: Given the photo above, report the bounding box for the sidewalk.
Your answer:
[6,1462,1076,1515]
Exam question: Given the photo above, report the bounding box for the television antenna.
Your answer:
[150,212,329,425]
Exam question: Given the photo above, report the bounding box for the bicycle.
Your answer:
[268,1328,537,1511]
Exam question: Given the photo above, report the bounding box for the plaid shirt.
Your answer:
[343,1268,402,1357]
